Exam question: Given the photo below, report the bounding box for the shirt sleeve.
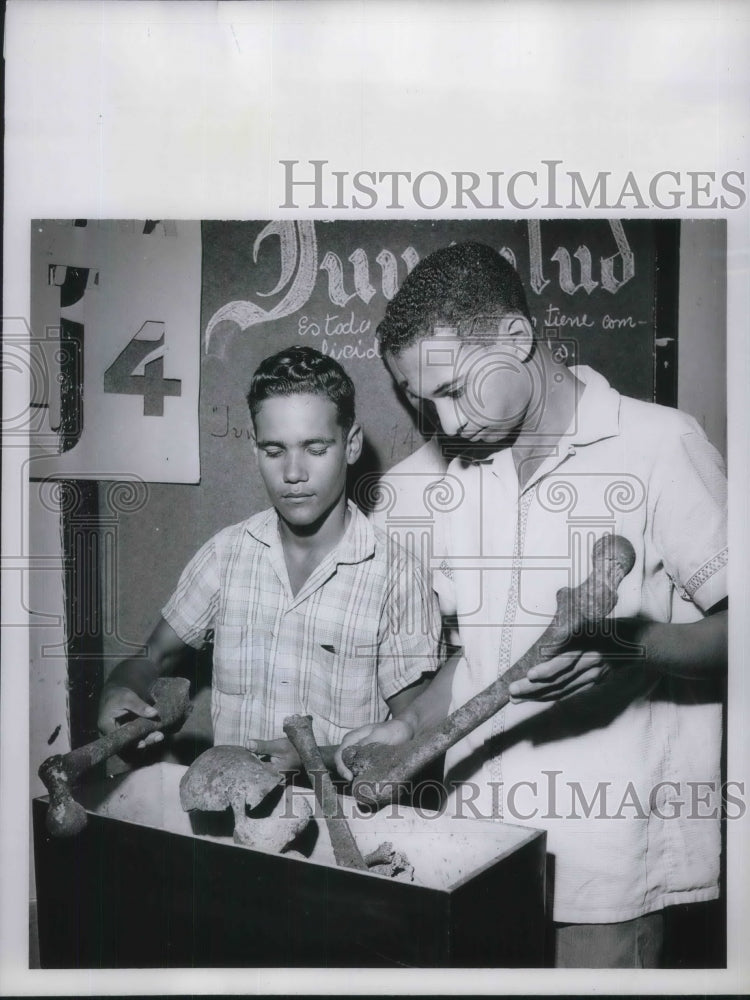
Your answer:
[376,538,443,701]
[161,535,221,648]
[650,417,727,613]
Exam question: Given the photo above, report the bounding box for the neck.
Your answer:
[512,351,583,487]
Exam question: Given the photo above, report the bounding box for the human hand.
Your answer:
[335,719,414,782]
[245,737,302,772]
[97,684,164,749]
[507,649,610,702]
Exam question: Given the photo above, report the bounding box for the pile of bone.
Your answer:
[180,746,414,881]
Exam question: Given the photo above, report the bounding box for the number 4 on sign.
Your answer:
[104,321,181,416]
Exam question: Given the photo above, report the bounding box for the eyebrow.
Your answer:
[398,378,459,399]
[432,379,462,397]
[256,436,337,448]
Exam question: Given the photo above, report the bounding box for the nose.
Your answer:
[434,398,467,437]
[283,451,308,484]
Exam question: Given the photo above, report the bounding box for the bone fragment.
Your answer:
[180,745,311,850]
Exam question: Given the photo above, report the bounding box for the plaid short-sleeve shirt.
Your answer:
[162,501,441,747]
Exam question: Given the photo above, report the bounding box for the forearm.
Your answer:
[103,657,160,698]
[627,609,727,680]
[103,620,195,698]
[386,671,436,719]
[392,653,459,736]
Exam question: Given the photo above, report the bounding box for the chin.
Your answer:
[284,509,319,526]
[284,504,327,529]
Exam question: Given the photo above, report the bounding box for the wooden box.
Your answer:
[33,761,545,968]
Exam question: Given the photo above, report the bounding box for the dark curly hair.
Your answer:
[247,345,356,432]
[377,241,532,357]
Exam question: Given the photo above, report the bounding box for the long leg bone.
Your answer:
[283,713,368,871]
[39,676,192,837]
[343,533,636,808]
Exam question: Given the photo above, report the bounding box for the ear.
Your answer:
[345,422,363,465]
[250,428,259,459]
[505,315,534,363]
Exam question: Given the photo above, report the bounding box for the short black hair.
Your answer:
[377,241,532,357]
[247,345,356,432]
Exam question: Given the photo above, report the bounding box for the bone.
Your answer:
[364,841,414,881]
[180,745,312,851]
[235,787,312,852]
[344,533,636,808]
[283,713,368,872]
[39,676,192,837]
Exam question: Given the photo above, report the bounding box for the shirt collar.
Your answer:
[564,365,622,446]
[452,365,623,475]
[335,500,377,564]
[246,499,375,565]
[483,365,623,487]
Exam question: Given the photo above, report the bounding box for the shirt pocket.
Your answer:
[304,637,383,736]
[212,624,264,696]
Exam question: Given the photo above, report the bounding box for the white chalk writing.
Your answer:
[204,221,639,359]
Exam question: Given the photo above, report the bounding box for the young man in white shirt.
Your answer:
[337,241,728,968]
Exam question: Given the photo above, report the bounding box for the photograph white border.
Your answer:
[3,1,748,995]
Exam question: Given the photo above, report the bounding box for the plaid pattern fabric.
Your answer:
[162,501,441,746]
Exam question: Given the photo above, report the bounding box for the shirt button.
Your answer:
[567,445,576,456]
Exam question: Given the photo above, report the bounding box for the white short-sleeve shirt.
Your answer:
[431,367,727,923]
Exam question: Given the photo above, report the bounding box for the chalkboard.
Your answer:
[97,218,678,666]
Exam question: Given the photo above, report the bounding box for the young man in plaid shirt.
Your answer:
[98,346,441,766]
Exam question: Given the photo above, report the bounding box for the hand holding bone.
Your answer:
[98,683,164,748]
[335,719,415,783]
[508,648,610,701]
[40,676,192,836]
[342,534,636,808]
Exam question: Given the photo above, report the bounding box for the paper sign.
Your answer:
[28,220,201,483]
